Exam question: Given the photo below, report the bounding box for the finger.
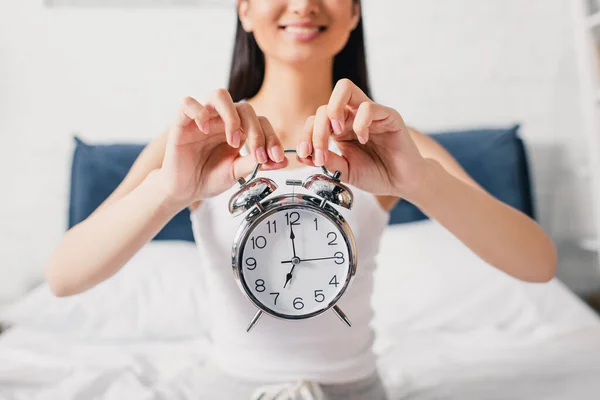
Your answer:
[257,116,285,163]
[296,155,315,167]
[312,105,331,167]
[176,96,211,129]
[237,103,267,163]
[352,101,376,144]
[297,116,315,159]
[232,153,288,180]
[354,102,398,144]
[206,89,242,147]
[170,97,212,146]
[323,150,350,183]
[296,151,350,184]
[328,79,371,134]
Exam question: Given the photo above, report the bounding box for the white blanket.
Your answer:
[1,325,600,400]
[0,327,211,400]
[379,327,600,399]
[2,222,600,399]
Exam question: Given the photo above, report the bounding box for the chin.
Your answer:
[272,45,339,67]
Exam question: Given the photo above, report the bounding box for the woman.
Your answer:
[45,0,557,398]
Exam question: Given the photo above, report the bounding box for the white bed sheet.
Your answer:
[1,325,600,400]
[2,220,600,399]
[379,327,600,400]
[0,327,211,400]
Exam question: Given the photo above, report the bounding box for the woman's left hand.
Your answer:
[297,79,427,199]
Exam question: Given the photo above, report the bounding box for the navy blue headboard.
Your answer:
[69,124,533,242]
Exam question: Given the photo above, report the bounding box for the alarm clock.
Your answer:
[228,149,358,332]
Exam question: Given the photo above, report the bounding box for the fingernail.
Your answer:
[358,135,367,145]
[298,141,311,158]
[201,122,210,134]
[231,131,241,148]
[270,146,285,163]
[314,149,324,166]
[256,147,268,163]
[332,120,343,135]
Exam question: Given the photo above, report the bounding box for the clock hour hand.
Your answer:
[283,269,294,288]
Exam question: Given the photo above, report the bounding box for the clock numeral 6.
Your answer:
[255,279,266,292]
[314,290,325,303]
[293,297,304,310]
[245,257,257,270]
[250,236,267,250]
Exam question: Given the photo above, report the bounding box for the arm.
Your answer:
[305,78,555,284]
[92,130,202,215]
[45,93,284,297]
[46,170,186,297]
[402,129,557,283]
[46,130,191,297]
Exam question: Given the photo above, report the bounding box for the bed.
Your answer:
[1,125,599,400]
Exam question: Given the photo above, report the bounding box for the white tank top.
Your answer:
[190,142,390,384]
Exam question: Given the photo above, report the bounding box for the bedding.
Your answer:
[1,122,593,398]
[1,325,599,400]
[1,220,599,399]
[0,241,208,340]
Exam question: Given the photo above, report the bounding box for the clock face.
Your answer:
[237,206,353,319]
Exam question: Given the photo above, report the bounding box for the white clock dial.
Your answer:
[239,207,352,318]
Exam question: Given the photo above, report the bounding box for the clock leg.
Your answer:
[246,310,263,332]
[332,305,352,328]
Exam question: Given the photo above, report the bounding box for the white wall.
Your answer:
[0,0,592,299]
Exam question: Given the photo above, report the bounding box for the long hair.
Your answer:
[228,0,371,102]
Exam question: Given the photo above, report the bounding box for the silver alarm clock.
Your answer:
[228,150,357,332]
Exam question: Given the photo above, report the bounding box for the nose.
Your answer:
[288,0,319,17]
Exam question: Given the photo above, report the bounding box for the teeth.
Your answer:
[284,26,320,34]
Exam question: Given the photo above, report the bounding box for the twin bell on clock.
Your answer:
[228,149,358,332]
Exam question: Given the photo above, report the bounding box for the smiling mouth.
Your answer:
[279,25,327,34]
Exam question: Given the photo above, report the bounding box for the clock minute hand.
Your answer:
[281,256,339,264]
[289,223,297,258]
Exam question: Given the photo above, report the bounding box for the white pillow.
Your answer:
[371,220,600,339]
[0,241,208,341]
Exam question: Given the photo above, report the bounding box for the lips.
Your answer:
[280,25,325,33]
[279,24,327,42]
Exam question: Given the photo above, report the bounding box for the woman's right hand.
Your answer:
[156,90,287,208]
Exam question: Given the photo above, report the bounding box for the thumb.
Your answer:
[323,151,350,184]
[295,150,350,183]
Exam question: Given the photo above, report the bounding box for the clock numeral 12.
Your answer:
[285,212,300,226]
